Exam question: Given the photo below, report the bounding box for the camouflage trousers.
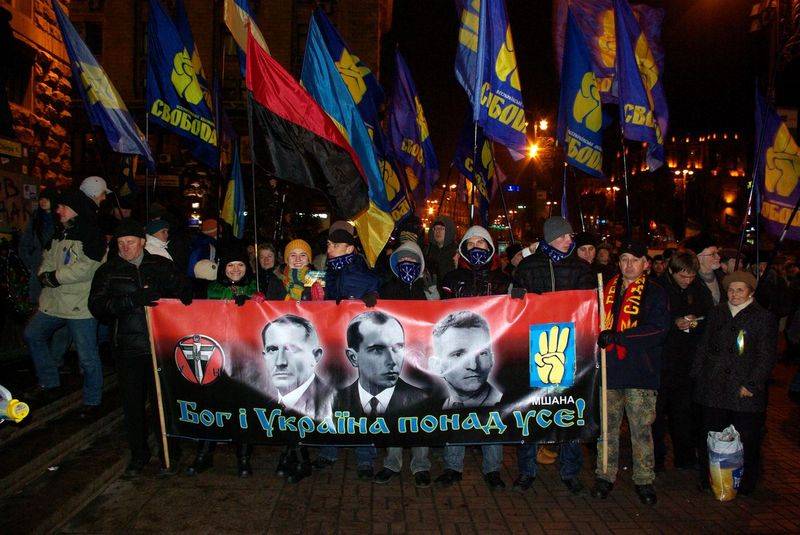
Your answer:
[595,388,657,485]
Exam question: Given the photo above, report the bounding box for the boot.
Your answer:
[275,446,293,477]
[186,441,215,476]
[286,446,312,484]
[236,442,253,478]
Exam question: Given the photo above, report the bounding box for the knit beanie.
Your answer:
[284,239,313,265]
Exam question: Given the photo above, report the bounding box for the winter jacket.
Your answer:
[207,278,259,300]
[381,241,430,300]
[38,208,106,320]
[257,266,288,300]
[605,277,670,390]
[513,247,594,294]
[423,215,458,286]
[89,251,192,355]
[145,234,173,261]
[656,273,714,379]
[691,300,778,413]
[441,226,510,298]
[324,254,380,301]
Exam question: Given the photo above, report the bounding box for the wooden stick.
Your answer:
[596,273,608,473]
[145,307,170,470]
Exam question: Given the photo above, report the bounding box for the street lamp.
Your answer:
[528,143,540,158]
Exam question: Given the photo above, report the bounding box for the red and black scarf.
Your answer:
[603,273,647,360]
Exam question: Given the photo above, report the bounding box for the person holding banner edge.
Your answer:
[313,221,381,478]
[88,219,193,478]
[511,216,594,494]
[437,225,510,489]
[594,240,669,505]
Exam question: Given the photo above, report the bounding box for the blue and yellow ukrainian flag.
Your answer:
[221,144,246,239]
[223,0,268,76]
[300,14,394,266]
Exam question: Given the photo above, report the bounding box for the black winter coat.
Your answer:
[89,251,193,356]
[257,267,288,300]
[381,277,428,300]
[513,249,595,293]
[441,265,510,298]
[656,273,714,379]
[691,300,778,413]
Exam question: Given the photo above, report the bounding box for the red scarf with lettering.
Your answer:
[603,273,647,360]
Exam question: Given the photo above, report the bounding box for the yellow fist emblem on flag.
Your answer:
[405,166,419,193]
[495,26,521,91]
[766,123,800,197]
[414,96,430,142]
[598,10,616,68]
[634,35,659,91]
[380,159,401,201]
[534,325,570,384]
[171,50,204,105]
[573,72,602,133]
[336,49,371,105]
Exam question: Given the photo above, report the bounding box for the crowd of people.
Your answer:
[14,175,798,506]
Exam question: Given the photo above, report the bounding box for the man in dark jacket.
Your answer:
[89,219,192,478]
[511,217,594,495]
[593,241,670,505]
[423,215,458,289]
[652,251,713,471]
[436,225,508,490]
[314,221,380,476]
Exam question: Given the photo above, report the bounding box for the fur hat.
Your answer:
[194,259,218,280]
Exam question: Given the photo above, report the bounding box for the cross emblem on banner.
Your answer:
[179,337,217,383]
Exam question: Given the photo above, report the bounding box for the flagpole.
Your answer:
[488,147,515,243]
[145,112,150,222]
[246,92,260,293]
[619,136,632,241]
[470,122,479,225]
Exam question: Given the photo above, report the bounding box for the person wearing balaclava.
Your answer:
[439,225,511,300]
[372,240,434,487]
[511,216,594,496]
[436,225,509,490]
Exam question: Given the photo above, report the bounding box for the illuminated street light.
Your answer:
[538,119,548,132]
[528,143,540,158]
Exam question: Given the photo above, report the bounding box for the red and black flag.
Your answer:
[245,30,369,220]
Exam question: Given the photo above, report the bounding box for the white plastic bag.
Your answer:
[707,425,744,501]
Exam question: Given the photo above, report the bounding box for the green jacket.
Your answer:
[206,279,259,300]
[39,237,103,319]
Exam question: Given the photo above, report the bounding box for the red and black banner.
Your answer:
[149,291,600,446]
[245,29,369,220]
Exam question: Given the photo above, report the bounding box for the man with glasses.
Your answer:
[684,234,723,305]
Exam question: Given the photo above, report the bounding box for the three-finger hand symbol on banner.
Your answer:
[529,323,576,388]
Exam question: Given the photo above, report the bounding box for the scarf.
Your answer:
[327,252,355,271]
[603,273,647,360]
[282,266,309,301]
[538,240,575,264]
[727,297,753,318]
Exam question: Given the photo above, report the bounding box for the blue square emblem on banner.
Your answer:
[529,323,576,388]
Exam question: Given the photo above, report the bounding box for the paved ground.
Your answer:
[61,362,800,534]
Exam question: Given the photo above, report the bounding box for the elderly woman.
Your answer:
[256,243,286,300]
[691,271,778,495]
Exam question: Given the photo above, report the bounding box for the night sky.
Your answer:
[388,0,793,171]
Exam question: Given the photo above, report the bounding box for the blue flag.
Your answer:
[755,90,800,240]
[453,121,494,226]
[146,0,218,169]
[52,0,154,169]
[387,49,439,200]
[221,144,246,239]
[312,10,412,222]
[174,0,219,170]
[557,9,603,178]
[300,14,394,264]
[613,0,665,171]
[455,0,527,155]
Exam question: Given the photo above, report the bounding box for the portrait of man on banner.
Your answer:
[334,311,430,417]
[261,314,334,421]
[429,311,503,409]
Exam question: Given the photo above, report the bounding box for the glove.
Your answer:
[310,281,325,301]
[234,294,248,307]
[179,292,193,306]
[251,292,266,303]
[510,288,526,299]
[131,287,161,307]
[362,292,378,308]
[38,271,60,288]
[597,329,619,349]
